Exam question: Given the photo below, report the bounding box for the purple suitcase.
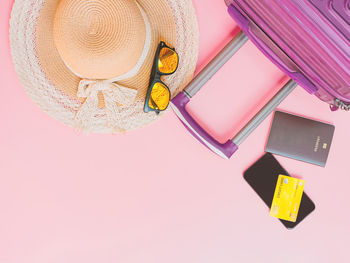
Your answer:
[171,0,350,159]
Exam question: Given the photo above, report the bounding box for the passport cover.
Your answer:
[266,111,335,167]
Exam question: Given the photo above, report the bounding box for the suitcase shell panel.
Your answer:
[226,0,350,105]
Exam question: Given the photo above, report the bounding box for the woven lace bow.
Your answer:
[74,80,138,131]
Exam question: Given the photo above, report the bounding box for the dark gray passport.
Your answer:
[266,111,335,167]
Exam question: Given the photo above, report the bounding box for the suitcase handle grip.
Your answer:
[228,5,317,94]
[171,92,239,159]
[171,81,297,159]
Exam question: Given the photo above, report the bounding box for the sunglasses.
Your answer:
[144,41,179,114]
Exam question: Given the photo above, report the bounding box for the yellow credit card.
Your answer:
[270,175,305,222]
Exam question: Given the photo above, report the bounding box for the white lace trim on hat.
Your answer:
[73,1,152,132]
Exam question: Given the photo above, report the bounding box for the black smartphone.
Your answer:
[243,153,315,229]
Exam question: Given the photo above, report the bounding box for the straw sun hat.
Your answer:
[10,0,199,133]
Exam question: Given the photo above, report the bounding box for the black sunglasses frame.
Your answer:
[144,41,179,114]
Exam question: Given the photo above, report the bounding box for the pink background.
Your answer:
[1,0,350,262]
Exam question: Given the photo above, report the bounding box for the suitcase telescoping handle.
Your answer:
[171,30,298,159]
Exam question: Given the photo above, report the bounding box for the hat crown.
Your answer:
[53,0,147,79]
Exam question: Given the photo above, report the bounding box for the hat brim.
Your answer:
[10,0,199,132]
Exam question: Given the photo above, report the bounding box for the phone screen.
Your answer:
[244,153,315,229]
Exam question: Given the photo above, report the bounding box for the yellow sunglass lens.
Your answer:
[158,47,178,74]
[149,82,170,111]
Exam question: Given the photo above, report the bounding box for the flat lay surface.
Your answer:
[1,0,350,262]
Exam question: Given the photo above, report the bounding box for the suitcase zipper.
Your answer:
[330,99,350,111]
